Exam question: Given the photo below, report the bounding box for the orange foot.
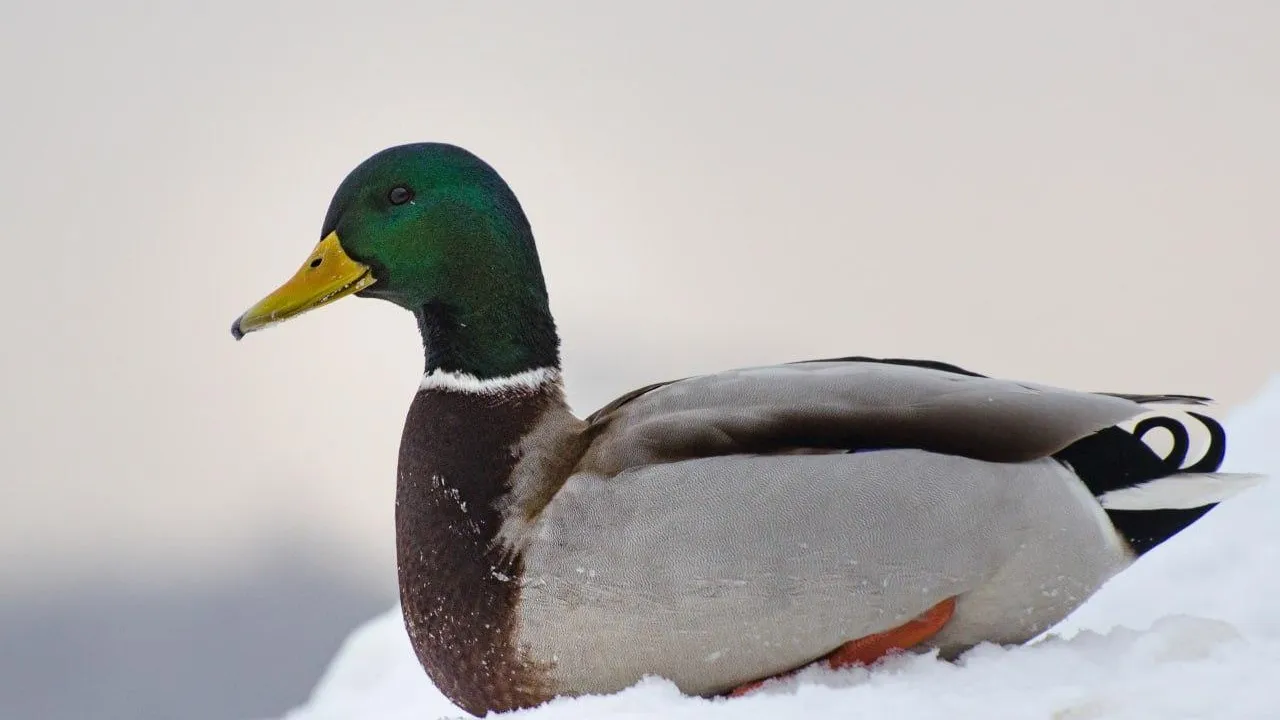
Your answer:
[727,596,957,698]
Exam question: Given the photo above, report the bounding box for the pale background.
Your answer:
[1,2,1276,719]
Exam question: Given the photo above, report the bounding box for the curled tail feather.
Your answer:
[1055,410,1263,555]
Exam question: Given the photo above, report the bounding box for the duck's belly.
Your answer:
[515,450,1132,698]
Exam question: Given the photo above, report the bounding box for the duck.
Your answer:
[231,142,1263,717]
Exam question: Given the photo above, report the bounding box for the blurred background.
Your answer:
[1,2,1277,719]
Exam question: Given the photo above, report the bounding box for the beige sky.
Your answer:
[2,1,1277,593]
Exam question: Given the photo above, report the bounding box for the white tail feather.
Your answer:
[1099,472,1268,511]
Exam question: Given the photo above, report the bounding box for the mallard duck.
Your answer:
[232,143,1262,716]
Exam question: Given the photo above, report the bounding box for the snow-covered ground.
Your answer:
[280,378,1280,720]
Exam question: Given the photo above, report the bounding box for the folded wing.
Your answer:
[580,358,1189,476]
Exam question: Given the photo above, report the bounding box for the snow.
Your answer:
[279,378,1280,720]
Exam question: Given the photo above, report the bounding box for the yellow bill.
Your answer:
[231,231,376,339]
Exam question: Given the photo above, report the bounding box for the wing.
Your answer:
[579,357,1205,476]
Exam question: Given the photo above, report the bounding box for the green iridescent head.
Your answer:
[232,143,560,378]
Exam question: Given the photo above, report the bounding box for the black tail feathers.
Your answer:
[1055,412,1236,556]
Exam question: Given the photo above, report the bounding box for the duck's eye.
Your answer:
[388,186,414,205]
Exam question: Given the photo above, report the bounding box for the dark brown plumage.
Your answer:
[395,384,559,715]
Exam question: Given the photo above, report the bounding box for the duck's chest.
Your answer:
[393,388,560,716]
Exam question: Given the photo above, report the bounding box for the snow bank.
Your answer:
[280,378,1280,719]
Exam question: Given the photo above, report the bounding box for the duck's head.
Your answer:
[232,142,558,378]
